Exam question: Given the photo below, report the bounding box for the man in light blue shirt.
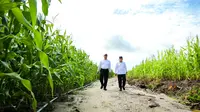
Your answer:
[115,56,127,91]
[97,54,111,91]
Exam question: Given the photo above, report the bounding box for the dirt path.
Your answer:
[53,78,191,112]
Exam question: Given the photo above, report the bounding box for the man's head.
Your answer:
[104,54,108,60]
[119,56,123,62]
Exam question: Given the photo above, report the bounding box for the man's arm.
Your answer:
[109,61,111,72]
[115,63,118,75]
[124,62,127,74]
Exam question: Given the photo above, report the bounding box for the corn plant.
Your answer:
[0,0,98,112]
[128,36,200,81]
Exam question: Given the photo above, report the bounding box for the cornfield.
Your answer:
[0,0,98,111]
[128,36,200,81]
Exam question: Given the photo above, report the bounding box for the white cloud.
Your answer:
[46,0,200,70]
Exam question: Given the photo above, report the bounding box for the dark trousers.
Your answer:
[117,75,126,88]
[100,69,109,89]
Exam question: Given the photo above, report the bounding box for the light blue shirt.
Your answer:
[115,62,127,75]
[98,60,111,72]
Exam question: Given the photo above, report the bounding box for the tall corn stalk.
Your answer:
[128,36,200,81]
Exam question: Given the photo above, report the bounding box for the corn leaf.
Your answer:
[28,0,37,28]
[39,51,49,69]
[48,70,53,97]
[0,61,12,72]
[0,0,10,4]
[0,72,37,112]
[39,51,53,97]
[21,79,32,92]
[34,30,42,50]
[12,8,33,31]
[21,79,37,111]
[0,72,21,80]
[0,2,21,11]
[41,0,49,16]
[31,92,37,112]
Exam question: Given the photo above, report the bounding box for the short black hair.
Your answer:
[119,56,123,59]
[104,54,108,56]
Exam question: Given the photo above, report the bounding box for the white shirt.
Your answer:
[115,62,127,75]
[98,60,111,72]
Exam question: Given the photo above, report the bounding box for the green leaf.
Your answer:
[34,30,42,50]
[0,0,9,4]
[21,80,37,111]
[0,72,37,112]
[44,43,50,50]
[22,11,31,22]
[12,8,33,31]
[39,52,54,97]
[0,72,21,80]
[21,79,32,92]
[28,0,37,28]
[21,38,33,49]
[7,52,17,60]
[0,61,12,72]
[39,51,49,69]
[13,18,21,35]
[31,92,37,112]
[51,69,63,83]
[32,62,40,68]
[0,2,21,11]
[41,0,49,16]
[47,70,53,97]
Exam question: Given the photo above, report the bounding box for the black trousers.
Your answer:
[100,69,109,89]
[117,75,126,88]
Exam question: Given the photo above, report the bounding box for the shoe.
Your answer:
[119,88,122,91]
[123,87,125,90]
[100,85,103,89]
[104,88,107,91]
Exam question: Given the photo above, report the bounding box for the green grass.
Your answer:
[187,87,200,103]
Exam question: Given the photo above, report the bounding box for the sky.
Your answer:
[45,0,200,70]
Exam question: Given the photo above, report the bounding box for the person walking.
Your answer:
[97,54,111,91]
[115,56,127,91]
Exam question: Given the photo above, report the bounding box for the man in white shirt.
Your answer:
[115,56,127,91]
[97,54,111,91]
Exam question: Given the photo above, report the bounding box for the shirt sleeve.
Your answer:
[109,61,111,72]
[124,62,127,73]
[98,61,101,72]
[115,63,118,74]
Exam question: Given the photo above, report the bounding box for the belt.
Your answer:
[101,68,109,70]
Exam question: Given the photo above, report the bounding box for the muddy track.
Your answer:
[53,78,191,112]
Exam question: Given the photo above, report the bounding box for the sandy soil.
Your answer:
[53,78,191,112]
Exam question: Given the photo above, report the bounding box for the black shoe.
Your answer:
[119,88,122,91]
[100,85,103,89]
[104,88,107,91]
[123,87,125,90]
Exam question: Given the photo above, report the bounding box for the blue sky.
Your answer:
[46,0,200,70]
